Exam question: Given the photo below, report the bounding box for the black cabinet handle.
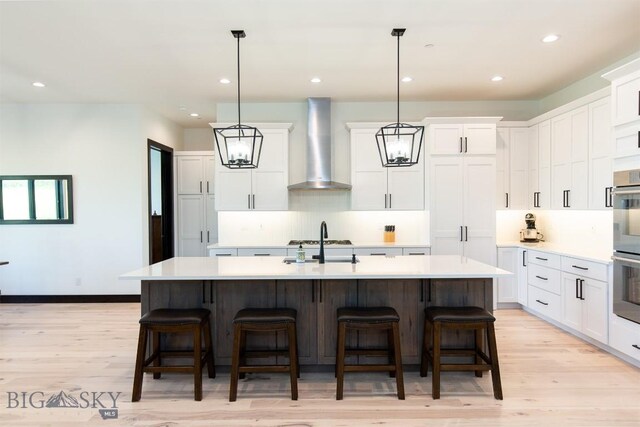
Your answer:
[505,193,509,208]
[207,181,210,193]
[215,253,232,256]
[389,193,392,209]
[459,137,463,153]
[465,226,468,242]
[572,265,588,271]
[464,136,468,153]
[566,189,571,208]
[408,252,425,255]
[370,253,386,256]
[536,299,549,306]
[248,194,251,209]
[311,280,315,303]
[200,231,203,243]
[384,194,388,209]
[579,279,585,300]
[536,192,541,208]
[200,181,203,193]
[605,187,613,208]
[420,279,424,302]
[252,194,255,209]
[253,253,271,256]
[535,275,548,281]
[460,226,463,242]
[522,250,527,267]
[207,231,210,243]
[632,344,640,350]
[535,256,548,261]
[575,278,579,299]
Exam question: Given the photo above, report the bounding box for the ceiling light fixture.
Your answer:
[376,28,424,168]
[310,77,321,83]
[190,113,199,117]
[491,76,504,82]
[32,82,45,88]
[542,34,560,43]
[401,76,413,83]
[214,30,263,169]
[220,78,231,84]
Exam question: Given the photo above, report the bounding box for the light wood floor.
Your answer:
[0,304,639,426]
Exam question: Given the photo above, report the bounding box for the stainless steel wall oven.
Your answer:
[613,169,640,324]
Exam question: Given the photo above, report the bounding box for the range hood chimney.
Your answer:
[287,98,352,191]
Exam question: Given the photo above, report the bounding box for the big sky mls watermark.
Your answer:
[6,390,121,420]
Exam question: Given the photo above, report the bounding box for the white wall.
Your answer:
[184,128,215,151]
[0,104,182,295]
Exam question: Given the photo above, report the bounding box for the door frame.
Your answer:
[147,139,174,263]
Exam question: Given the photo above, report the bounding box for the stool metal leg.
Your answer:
[391,322,405,400]
[132,325,148,402]
[432,321,441,399]
[487,322,503,400]
[287,322,299,401]
[336,321,347,400]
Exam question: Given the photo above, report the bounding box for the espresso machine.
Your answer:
[520,213,544,242]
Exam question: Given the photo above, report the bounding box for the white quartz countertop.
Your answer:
[120,255,510,281]
[496,241,612,264]
[207,242,430,249]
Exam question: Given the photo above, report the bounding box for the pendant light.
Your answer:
[214,30,263,169]
[376,28,424,167]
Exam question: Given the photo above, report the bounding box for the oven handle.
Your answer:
[612,188,640,195]
[612,256,640,265]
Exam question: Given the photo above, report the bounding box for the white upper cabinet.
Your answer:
[496,127,528,210]
[214,125,291,211]
[588,97,613,209]
[551,106,589,209]
[350,127,424,210]
[604,64,640,127]
[429,123,496,155]
[177,154,215,195]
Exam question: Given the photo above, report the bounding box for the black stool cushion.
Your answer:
[425,306,495,323]
[233,308,297,324]
[337,306,400,323]
[139,308,211,325]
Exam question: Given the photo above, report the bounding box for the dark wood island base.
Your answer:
[141,278,493,367]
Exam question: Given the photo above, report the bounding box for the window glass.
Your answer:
[2,180,30,220]
[34,179,58,220]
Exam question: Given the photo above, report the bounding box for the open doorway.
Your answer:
[148,139,174,264]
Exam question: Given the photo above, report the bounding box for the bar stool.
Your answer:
[229,308,299,401]
[420,306,503,400]
[132,308,215,402]
[336,306,404,400]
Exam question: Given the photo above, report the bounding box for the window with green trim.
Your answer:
[0,175,73,224]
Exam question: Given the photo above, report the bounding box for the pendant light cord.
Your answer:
[396,32,400,125]
[237,34,241,129]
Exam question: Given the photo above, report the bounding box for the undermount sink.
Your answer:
[282,256,359,264]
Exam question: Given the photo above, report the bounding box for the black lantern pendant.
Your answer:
[214,30,263,169]
[376,28,424,167]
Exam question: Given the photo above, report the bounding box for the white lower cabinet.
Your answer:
[354,247,403,256]
[237,248,287,256]
[561,273,608,343]
[403,247,430,256]
[609,314,640,362]
[208,248,238,257]
[497,247,518,304]
[528,284,561,321]
[517,248,528,306]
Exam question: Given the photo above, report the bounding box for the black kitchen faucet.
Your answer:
[319,221,328,264]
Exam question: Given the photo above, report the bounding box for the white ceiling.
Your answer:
[1,0,639,127]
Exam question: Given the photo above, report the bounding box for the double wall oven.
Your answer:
[613,168,640,324]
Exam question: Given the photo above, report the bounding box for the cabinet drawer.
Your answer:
[528,250,561,269]
[610,315,640,362]
[354,247,403,256]
[403,247,430,255]
[528,263,562,295]
[287,248,354,257]
[528,285,561,322]
[561,256,608,281]
[208,248,238,257]
[237,248,287,256]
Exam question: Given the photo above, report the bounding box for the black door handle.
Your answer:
[464,136,468,153]
[465,226,468,242]
[535,275,548,281]
[460,226,463,242]
[505,193,509,208]
[459,137,463,153]
[522,250,527,267]
[536,299,549,306]
[579,279,585,300]
[575,278,579,299]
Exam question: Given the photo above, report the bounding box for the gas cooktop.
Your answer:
[288,239,352,246]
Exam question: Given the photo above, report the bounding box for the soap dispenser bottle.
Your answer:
[296,244,306,263]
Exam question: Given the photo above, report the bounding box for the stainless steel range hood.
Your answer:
[287,98,351,191]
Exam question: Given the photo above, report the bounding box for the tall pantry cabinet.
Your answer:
[428,118,501,267]
[175,151,217,256]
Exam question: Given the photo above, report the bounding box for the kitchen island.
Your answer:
[121,255,510,367]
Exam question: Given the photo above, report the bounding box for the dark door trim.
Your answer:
[147,139,174,264]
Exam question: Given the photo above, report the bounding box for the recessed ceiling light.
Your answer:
[491,75,504,82]
[310,77,321,83]
[190,113,199,117]
[401,76,413,83]
[32,82,45,88]
[220,78,231,84]
[542,34,560,43]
